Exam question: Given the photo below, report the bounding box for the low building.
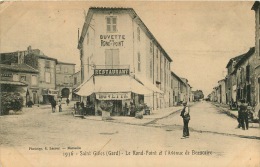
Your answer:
[1,46,58,104]
[218,79,226,104]
[232,47,255,105]
[170,71,185,106]
[0,63,39,105]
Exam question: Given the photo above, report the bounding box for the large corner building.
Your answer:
[77,7,173,115]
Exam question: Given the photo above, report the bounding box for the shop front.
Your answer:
[75,69,154,116]
[42,88,59,104]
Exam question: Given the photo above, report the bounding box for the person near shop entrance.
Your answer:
[180,102,190,139]
[124,102,129,116]
[58,100,62,112]
[51,99,56,113]
[130,102,135,117]
[66,98,70,106]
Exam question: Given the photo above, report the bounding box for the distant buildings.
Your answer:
[209,1,260,115]
[0,46,78,105]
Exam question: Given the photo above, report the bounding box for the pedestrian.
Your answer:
[240,99,248,130]
[51,99,56,113]
[58,100,62,112]
[237,101,242,129]
[124,102,129,116]
[180,102,190,139]
[130,102,135,117]
[66,98,70,106]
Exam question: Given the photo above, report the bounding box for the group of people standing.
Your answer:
[50,98,70,113]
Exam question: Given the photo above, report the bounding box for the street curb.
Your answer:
[210,102,238,119]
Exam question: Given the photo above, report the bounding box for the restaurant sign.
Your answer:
[96,92,131,100]
[94,69,129,76]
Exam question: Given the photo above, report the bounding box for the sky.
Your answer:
[0,1,255,96]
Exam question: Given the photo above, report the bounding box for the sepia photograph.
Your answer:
[0,1,260,167]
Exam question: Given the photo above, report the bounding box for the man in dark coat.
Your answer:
[51,99,56,113]
[240,99,248,130]
[180,102,190,139]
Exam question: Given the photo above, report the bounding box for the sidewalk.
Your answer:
[211,102,259,127]
[83,106,183,126]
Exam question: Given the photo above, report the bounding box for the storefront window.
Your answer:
[138,53,141,72]
[45,72,51,83]
[31,75,37,85]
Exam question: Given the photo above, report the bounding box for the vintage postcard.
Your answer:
[0,1,259,167]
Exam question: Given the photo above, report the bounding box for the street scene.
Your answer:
[0,1,260,167]
[0,102,259,167]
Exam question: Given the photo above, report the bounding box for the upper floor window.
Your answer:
[13,74,19,81]
[45,72,51,83]
[246,65,250,82]
[31,75,37,85]
[45,60,50,68]
[20,75,26,82]
[138,53,141,72]
[74,77,77,85]
[150,59,153,78]
[64,67,68,73]
[56,66,61,72]
[150,41,153,54]
[106,16,117,32]
[64,76,69,83]
[137,27,140,41]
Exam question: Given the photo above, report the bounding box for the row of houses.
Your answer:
[209,2,260,114]
[75,7,193,116]
[0,46,81,105]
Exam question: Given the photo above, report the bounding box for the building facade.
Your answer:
[170,72,185,106]
[218,79,226,104]
[1,46,58,104]
[252,2,260,113]
[56,61,76,100]
[0,63,39,105]
[77,7,173,114]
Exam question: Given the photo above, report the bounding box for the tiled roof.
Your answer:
[234,47,255,68]
[226,53,247,68]
[251,1,259,11]
[78,7,172,62]
[0,63,38,73]
[171,71,186,85]
[58,61,76,65]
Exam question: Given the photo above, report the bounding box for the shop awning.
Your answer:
[42,89,59,96]
[134,74,164,94]
[75,75,151,96]
[0,80,27,86]
[75,77,95,96]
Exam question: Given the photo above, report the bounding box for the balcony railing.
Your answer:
[94,65,130,70]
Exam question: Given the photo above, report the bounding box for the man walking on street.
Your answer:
[240,99,249,130]
[180,102,190,139]
[51,99,56,113]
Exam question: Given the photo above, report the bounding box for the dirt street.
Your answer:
[0,102,259,167]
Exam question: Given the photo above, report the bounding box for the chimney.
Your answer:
[27,46,32,53]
